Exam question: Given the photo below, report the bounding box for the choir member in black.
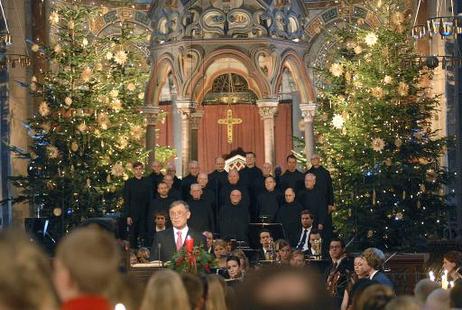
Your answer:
[325,238,354,307]
[147,182,174,244]
[197,172,218,228]
[163,174,182,200]
[146,210,168,246]
[181,160,200,199]
[257,230,274,261]
[239,152,263,219]
[256,176,282,221]
[297,173,328,236]
[307,154,335,247]
[279,154,305,193]
[255,162,274,193]
[295,210,314,254]
[219,169,249,209]
[275,188,303,247]
[186,184,215,233]
[166,163,182,191]
[208,156,228,195]
[124,162,152,248]
[219,190,249,242]
[147,160,164,198]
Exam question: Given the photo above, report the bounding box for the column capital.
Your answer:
[176,99,194,120]
[257,99,279,119]
[300,102,317,123]
[190,110,204,130]
[140,104,162,126]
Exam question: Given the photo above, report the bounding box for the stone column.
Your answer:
[190,110,204,161]
[257,99,279,165]
[176,99,194,176]
[141,104,161,166]
[300,103,317,163]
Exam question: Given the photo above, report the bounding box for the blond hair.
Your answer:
[55,225,120,294]
[140,270,190,310]
[206,275,227,310]
[0,229,58,310]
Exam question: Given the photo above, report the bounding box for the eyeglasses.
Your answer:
[170,211,187,218]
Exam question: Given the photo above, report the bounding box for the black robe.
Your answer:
[240,166,264,220]
[219,201,250,242]
[167,188,182,200]
[208,170,228,194]
[275,201,303,247]
[297,187,328,227]
[181,174,198,200]
[186,198,215,233]
[307,166,334,206]
[172,176,182,191]
[148,172,164,198]
[256,190,283,221]
[278,169,305,193]
[202,187,218,229]
[147,196,174,245]
[219,181,250,212]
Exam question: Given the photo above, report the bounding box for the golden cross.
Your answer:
[217,109,242,144]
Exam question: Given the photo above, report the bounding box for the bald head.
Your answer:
[215,157,225,172]
[230,190,242,205]
[262,162,273,176]
[197,173,208,188]
[228,169,239,185]
[190,183,202,200]
[151,161,162,173]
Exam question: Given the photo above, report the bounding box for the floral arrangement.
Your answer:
[168,237,216,274]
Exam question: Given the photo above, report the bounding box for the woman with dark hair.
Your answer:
[226,256,244,280]
[443,250,462,283]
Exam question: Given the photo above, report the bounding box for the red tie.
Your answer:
[176,231,183,251]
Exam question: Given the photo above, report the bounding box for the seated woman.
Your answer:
[214,239,229,269]
[275,239,291,264]
[231,249,250,274]
[226,256,244,281]
[136,247,151,263]
[289,250,305,268]
[443,250,462,284]
[341,256,369,310]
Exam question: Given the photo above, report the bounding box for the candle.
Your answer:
[442,270,449,289]
[429,271,435,281]
[185,236,194,253]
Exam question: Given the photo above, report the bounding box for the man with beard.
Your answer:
[219,190,249,242]
[147,160,164,198]
[124,162,152,248]
[256,176,282,222]
[186,184,215,233]
[279,155,305,193]
[275,188,303,247]
[163,174,182,200]
[181,161,200,199]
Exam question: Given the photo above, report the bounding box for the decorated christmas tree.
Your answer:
[9,4,174,230]
[310,0,452,250]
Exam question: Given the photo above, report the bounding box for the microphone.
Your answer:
[157,242,162,265]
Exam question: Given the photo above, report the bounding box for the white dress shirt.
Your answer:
[297,226,312,252]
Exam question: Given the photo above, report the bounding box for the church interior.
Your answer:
[0,0,462,309]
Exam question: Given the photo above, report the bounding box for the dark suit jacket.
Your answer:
[150,227,204,262]
[372,271,394,289]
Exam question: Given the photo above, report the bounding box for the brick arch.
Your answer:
[184,48,271,104]
[274,50,315,104]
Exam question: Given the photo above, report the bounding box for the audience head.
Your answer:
[0,229,59,310]
[264,176,276,192]
[136,247,151,263]
[169,201,191,229]
[304,173,316,189]
[230,190,242,205]
[188,161,200,176]
[53,226,120,302]
[157,181,169,197]
[202,231,213,249]
[276,239,291,263]
[286,154,297,172]
[385,296,420,310]
[262,162,273,176]
[424,288,450,310]
[308,229,321,248]
[301,210,314,229]
[181,273,206,310]
[228,169,240,185]
[232,249,250,272]
[353,284,394,310]
[443,250,462,274]
[129,251,138,265]
[414,278,440,305]
[197,173,209,188]
[329,238,345,261]
[310,154,321,168]
[259,230,272,248]
[450,282,462,308]
[190,183,203,200]
[284,188,296,203]
[213,239,228,259]
[235,265,330,310]
[289,250,305,267]
[354,256,369,279]
[206,275,227,310]
[132,161,144,178]
[140,270,190,310]
[362,247,386,274]
[227,256,243,279]
[215,156,225,172]
[151,160,162,173]
[154,211,167,229]
[245,152,256,167]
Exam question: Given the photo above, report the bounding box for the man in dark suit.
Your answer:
[362,247,394,289]
[150,200,204,262]
[295,210,315,253]
[256,230,274,261]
